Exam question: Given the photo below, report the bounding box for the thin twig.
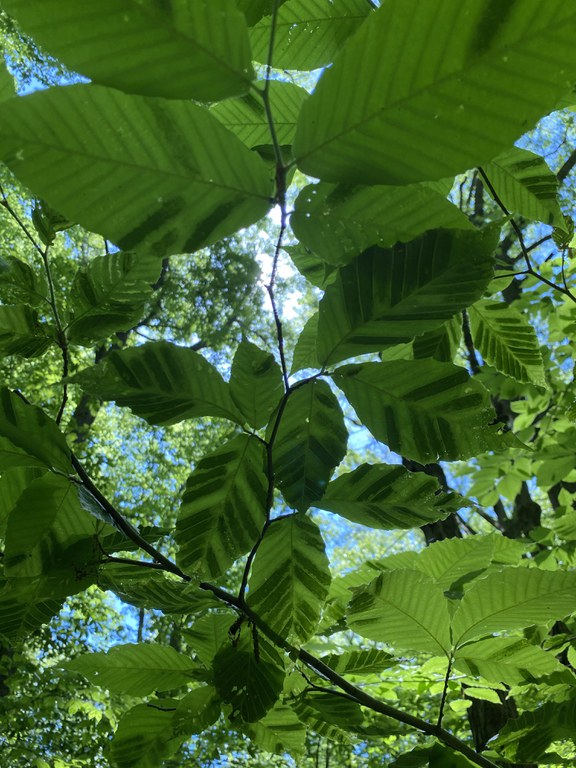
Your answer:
[437,655,454,728]
[461,310,481,375]
[478,167,576,304]
[40,244,69,423]
[0,185,44,255]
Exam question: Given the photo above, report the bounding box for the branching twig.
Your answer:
[478,167,576,304]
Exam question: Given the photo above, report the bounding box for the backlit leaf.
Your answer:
[230,339,284,428]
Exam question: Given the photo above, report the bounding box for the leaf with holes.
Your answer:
[0,85,272,257]
[317,228,496,366]
[294,0,576,183]
[347,569,451,655]
[250,0,370,70]
[316,463,464,530]
[247,514,331,642]
[292,182,473,267]
[269,379,347,510]
[175,434,267,579]
[72,341,244,427]
[468,300,547,388]
[2,0,254,101]
[333,360,511,463]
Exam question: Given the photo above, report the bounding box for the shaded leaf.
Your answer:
[493,700,576,763]
[0,577,64,641]
[391,743,478,767]
[348,570,452,655]
[452,568,576,646]
[333,361,511,463]
[283,244,337,289]
[412,316,462,363]
[0,57,15,101]
[250,0,369,70]
[317,229,496,366]
[0,304,52,357]
[269,379,347,510]
[246,702,306,756]
[316,463,463,530]
[292,182,472,266]
[183,612,238,667]
[319,648,396,676]
[72,341,244,427]
[230,338,284,428]
[176,434,268,578]
[109,703,182,768]
[294,0,576,184]
[248,514,331,642]
[0,84,272,256]
[2,0,253,101]
[468,300,547,388]
[483,146,564,227]
[416,536,495,593]
[98,570,218,615]
[172,687,221,737]
[0,254,48,307]
[212,81,308,147]
[290,313,321,375]
[66,252,162,344]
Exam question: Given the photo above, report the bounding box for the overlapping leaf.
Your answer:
[333,360,511,463]
[294,0,576,183]
[468,300,547,388]
[109,703,183,768]
[64,643,197,696]
[0,85,272,256]
[0,388,71,471]
[175,434,268,578]
[347,569,452,655]
[247,514,331,642]
[246,703,306,756]
[317,229,496,366]
[292,182,473,266]
[0,57,15,101]
[0,255,48,307]
[212,81,308,148]
[269,379,347,510]
[483,146,564,227]
[319,648,396,676]
[66,251,162,344]
[250,0,370,70]
[72,341,244,426]
[493,700,576,764]
[0,577,64,641]
[290,313,320,374]
[452,568,576,646]
[230,338,284,428]
[412,316,462,363]
[98,570,218,615]
[172,687,221,737]
[0,304,52,357]
[316,463,463,530]
[2,0,254,101]
[417,536,495,592]
[454,636,567,685]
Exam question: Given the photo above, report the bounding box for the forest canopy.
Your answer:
[1,2,576,767]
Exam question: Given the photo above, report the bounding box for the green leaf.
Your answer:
[0,85,272,256]
[290,313,321,375]
[2,0,254,101]
[0,577,64,641]
[213,640,285,723]
[316,463,463,530]
[63,643,197,696]
[4,474,98,590]
[454,636,567,685]
[246,702,306,756]
[0,388,71,472]
[230,339,284,429]
[183,612,237,666]
[0,255,48,307]
[291,182,473,267]
[0,304,52,357]
[283,244,337,289]
[347,569,452,655]
[0,57,15,101]
[392,743,479,768]
[294,0,576,183]
[483,146,564,227]
[72,341,244,427]
[317,229,496,366]
[98,570,218,615]
[452,568,576,647]
[109,703,182,768]
[247,514,331,643]
[250,0,370,70]
[66,252,162,344]
[319,648,396,676]
[416,535,495,593]
[0,466,44,537]
[290,695,352,743]
[294,691,363,728]
[269,379,348,510]
[468,300,547,388]
[175,434,268,578]
[333,360,511,463]
[212,81,308,148]
[172,687,221,737]
[493,700,576,763]
[412,316,462,363]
